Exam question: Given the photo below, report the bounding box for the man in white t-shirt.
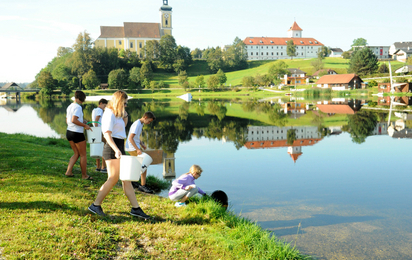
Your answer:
[92,98,108,173]
[125,111,156,193]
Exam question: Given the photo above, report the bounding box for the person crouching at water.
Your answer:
[65,90,93,180]
[169,165,206,207]
[88,90,151,219]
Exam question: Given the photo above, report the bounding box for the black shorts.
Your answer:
[66,130,85,143]
[102,138,125,160]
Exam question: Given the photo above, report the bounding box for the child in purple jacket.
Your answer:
[169,165,205,207]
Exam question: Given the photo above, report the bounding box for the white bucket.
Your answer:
[86,126,102,143]
[90,143,104,158]
[120,155,143,181]
[137,153,153,173]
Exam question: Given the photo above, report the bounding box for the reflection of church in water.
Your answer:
[144,149,176,178]
[245,126,322,163]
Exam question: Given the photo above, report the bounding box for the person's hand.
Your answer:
[141,144,147,150]
[115,149,122,159]
[85,124,91,130]
[136,149,142,155]
[185,186,193,191]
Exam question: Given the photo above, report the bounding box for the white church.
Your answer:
[243,21,324,60]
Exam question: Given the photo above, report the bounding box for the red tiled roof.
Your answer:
[244,138,321,149]
[244,37,323,46]
[288,21,303,31]
[312,69,337,76]
[316,74,363,84]
[316,104,356,114]
[289,153,302,163]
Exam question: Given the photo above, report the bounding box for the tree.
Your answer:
[82,69,100,90]
[159,35,177,71]
[191,48,202,59]
[173,59,185,73]
[224,37,248,70]
[348,48,378,75]
[70,31,93,77]
[347,110,377,144]
[108,69,128,89]
[206,47,224,73]
[207,75,220,91]
[351,38,368,49]
[143,40,160,62]
[57,46,73,57]
[194,75,206,90]
[175,45,192,70]
[178,70,188,86]
[378,63,389,73]
[128,67,141,90]
[150,81,158,93]
[407,56,412,65]
[317,46,330,59]
[140,61,153,86]
[268,61,289,81]
[397,77,408,83]
[242,76,254,90]
[286,129,297,145]
[216,69,227,86]
[286,40,296,59]
[342,51,351,59]
[37,70,57,97]
[368,80,378,87]
[311,59,324,72]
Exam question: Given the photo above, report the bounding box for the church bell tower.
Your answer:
[160,0,173,36]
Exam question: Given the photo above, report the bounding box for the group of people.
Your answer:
[65,90,206,219]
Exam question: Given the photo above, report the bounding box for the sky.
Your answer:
[1,0,411,83]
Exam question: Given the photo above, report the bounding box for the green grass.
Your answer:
[0,133,310,259]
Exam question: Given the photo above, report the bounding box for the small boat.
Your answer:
[285,93,292,96]
[177,93,192,102]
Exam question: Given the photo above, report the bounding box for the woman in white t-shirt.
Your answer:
[65,90,92,179]
[88,90,151,219]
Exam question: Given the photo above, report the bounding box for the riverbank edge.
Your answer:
[0,133,311,259]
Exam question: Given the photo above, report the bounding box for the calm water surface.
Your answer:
[1,98,412,260]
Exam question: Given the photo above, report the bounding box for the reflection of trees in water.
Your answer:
[347,110,378,144]
[242,99,287,126]
[311,112,331,137]
[286,129,297,145]
[207,101,227,121]
[203,118,247,150]
[36,99,73,136]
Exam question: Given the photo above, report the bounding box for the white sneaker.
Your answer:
[175,202,186,207]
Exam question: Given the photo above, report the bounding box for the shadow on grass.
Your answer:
[258,214,383,237]
[0,201,79,213]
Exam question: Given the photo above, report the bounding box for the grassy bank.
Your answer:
[0,133,310,259]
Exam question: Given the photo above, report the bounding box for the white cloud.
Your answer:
[0,16,28,21]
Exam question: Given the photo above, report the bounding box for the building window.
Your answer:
[271,52,273,55]
[139,42,142,48]
[277,52,278,55]
[261,52,263,55]
[266,52,268,55]
[119,40,122,45]
[251,52,253,56]
[256,52,258,55]
[130,42,133,48]
[281,52,283,55]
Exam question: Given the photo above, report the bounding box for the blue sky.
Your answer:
[1,0,410,83]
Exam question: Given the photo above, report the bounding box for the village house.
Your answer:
[316,99,362,115]
[377,82,411,93]
[352,45,390,59]
[243,21,323,61]
[394,65,412,74]
[389,42,412,58]
[329,48,343,57]
[377,96,412,107]
[316,74,363,90]
[312,69,337,79]
[284,68,308,85]
[393,48,412,62]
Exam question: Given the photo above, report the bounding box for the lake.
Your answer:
[1,97,412,259]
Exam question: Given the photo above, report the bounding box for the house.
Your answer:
[94,0,172,57]
[316,99,362,115]
[316,74,363,90]
[389,42,412,57]
[352,45,390,59]
[393,48,412,62]
[312,69,337,79]
[394,65,412,74]
[329,48,343,57]
[377,96,412,106]
[243,21,324,61]
[377,82,411,93]
[284,68,308,85]
[1,82,23,91]
[282,102,307,114]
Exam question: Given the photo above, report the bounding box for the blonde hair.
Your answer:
[186,165,203,176]
[106,90,128,118]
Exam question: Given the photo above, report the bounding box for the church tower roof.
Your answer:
[288,21,303,31]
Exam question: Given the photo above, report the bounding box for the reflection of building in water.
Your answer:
[377,96,412,106]
[144,149,176,177]
[245,126,322,163]
[372,122,389,135]
[282,102,308,115]
[316,99,363,115]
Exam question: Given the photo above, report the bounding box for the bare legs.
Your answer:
[94,159,139,208]
[66,140,90,179]
[96,157,106,170]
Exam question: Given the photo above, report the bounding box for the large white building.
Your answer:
[243,22,324,61]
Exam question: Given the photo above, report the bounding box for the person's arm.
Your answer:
[123,111,128,125]
[128,133,142,155]
[104,131,121,159]
[94,115,101,127]
[71,116,91,130]
[140,140,147,150]
[172,175,190,190]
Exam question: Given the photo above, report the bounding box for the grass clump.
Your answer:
[0,132,310,259]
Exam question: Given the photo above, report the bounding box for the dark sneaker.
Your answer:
[95,168,101,172]
[88,204,106,217]
[100,168,107,173]
[131,181,141,189]
[130,207,151,220]
[138,185,154,194]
